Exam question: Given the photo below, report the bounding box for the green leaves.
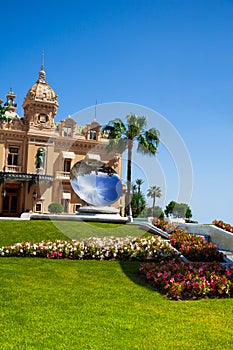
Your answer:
[102,113,160,216]
[164,201,192,219]
[102,113,160,156]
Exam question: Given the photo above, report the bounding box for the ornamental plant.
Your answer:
[152,218,177,233]
[152,218,224,262]
[212,220,233,234]
[169,230,224,262]
[48,202,64,214]
[0,236,179,262]
[140,260,233,300]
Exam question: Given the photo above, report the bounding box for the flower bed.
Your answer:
[152,218,177,233]
[152,218,224,262]
[143,218,232,300]
[212,220,233,234]
[0,236,179,262]
[140,260,233,300]
[170,230,224,262]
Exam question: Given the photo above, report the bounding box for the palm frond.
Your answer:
[147,186,162,198]
[146,128,160,146]
[137,135,157,155]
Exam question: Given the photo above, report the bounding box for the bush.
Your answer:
[48,202,64,214]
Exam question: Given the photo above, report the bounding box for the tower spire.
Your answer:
[38,50,46,83]
[41,50,44,69]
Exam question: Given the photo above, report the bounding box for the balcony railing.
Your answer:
[4,165,22,173]
[56,171,70,180]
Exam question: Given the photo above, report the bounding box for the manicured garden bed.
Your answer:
[1,220,233,302]
[0,221,233,348]
[0,235,179,261]
[212,219,233,234]
[140,260,233,300]
[140,218,233,300]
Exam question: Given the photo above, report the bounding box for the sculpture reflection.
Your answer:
[70,159,122,207]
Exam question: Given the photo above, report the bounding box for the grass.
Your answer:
[0,220,233,349]
[0,220,142,246]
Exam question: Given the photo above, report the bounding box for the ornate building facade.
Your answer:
[0,64,123,216]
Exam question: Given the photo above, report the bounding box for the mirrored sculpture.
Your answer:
[70,159,122,206]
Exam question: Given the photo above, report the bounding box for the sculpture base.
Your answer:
[77,206,119,214]
[29,206,128,223]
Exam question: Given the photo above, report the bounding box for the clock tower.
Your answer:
[22,61,58,131]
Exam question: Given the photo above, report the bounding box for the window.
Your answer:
[39,114,47,123]
[64,159,71,173]
[63,127,72,137]
[90,130,97,140]
[8,147,19,166]
[36,203,42,212]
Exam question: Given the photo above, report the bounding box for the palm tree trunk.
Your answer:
[126,140,133,216]
[152,196,155,217]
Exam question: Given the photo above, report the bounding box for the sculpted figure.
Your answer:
[36,148,45,168]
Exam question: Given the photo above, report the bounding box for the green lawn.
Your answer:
[0,220,142,246]
[0,221,233,349]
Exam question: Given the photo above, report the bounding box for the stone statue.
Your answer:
[36,148,45,168]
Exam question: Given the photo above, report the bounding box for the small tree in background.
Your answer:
[139,205,164,219]
[131,180,146,218]
[135,178,144,193]
[48,202,64,214]
[147,186,162,217]
[165,201,192,219]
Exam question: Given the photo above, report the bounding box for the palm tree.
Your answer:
[135,178,144,193]
[147,186,162,217]
[102,113,160,216]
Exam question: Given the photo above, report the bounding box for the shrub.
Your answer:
[48,202,64,214]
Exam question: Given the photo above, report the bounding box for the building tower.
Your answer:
[22,60,58,131]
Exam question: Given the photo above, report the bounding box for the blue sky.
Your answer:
[0,0,233,223]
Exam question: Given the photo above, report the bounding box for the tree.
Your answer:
[139,205,164,219]
[164,201,192,219]
[135,178,144,193]
[102,114,160,216]
[131,192,146,218]
[48,202,64,214]
[147,186,162,217]
[131,179,146,218]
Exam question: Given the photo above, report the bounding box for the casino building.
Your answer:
[0,64,123,216]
